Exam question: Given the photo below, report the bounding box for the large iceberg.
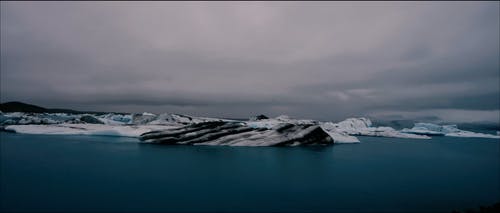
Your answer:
[243,116,429,143]
[244,115,362,143]
[140,121,333,146]
[402,123,500,139]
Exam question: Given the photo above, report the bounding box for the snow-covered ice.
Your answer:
[5,124,179,138]
[320,118,430,141]
[2,112,498,145]
[402,123,500,139]
[140,122,333,146]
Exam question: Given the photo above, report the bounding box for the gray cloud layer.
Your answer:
[1,2,499,122]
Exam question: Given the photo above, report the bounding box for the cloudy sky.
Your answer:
[1,2,499,122]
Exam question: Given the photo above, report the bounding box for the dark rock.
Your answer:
[0,101,127,114]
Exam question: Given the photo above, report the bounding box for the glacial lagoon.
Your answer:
[1,132,498,212]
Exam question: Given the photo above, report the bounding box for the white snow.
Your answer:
[142,112,156,116]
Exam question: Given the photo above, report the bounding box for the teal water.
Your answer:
[1,132,499,212]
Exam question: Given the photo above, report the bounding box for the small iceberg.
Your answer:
[320,118,431,142]
[401,123,500,139]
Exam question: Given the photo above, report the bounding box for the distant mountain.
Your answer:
[0,102,49,113]
[0,101,123,115]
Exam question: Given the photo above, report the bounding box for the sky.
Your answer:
[1,1,499,123]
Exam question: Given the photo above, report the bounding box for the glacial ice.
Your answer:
[320,118,431,141]
[243,115,363,143]
[2,112,498,145]
[402,123,500,139]
[245,115,317,130]
[241,116,428,143]
[320,129,360,143]
[98,113,134,125]
[4,124,179,138]
[140,121,333,146]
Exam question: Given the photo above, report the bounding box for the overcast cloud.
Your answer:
[1,2,499,122]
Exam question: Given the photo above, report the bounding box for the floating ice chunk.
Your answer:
[445,131,500,139]
[320,118,430,140]
[357,127,431,139]
[402,123,500,139]
[400,128,445,136]
[400,123,455,136]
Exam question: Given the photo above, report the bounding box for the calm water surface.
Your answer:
[1,132,499,212]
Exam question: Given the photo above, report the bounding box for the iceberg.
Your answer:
[3,112,496,146]
[140,121,333,146]
[245,116,428,143]
[243,115,356,143]
[401,123,500,139]
[320,118,430,141]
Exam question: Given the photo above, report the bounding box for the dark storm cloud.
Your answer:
[1,2,499,122]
